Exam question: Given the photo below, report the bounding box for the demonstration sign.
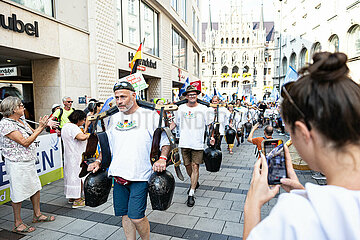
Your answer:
[119,72,148,92]
[0,133,63,205]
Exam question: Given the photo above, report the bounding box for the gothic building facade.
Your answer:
[201,1,275,101]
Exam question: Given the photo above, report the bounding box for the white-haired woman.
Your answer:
[0,96,55,233]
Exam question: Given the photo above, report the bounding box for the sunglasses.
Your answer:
[66,101,73,103]
[281,82,312,130]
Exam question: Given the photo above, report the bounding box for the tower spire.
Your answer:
[207,0,212,31]
[259,0,264,31]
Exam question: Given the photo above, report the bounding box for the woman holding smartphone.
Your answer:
[243,52,360,239]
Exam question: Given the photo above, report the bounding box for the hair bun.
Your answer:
[307,52,349,83]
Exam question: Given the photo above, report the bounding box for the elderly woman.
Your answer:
[61,110,90,208]
[0,96,55,233]
[243,52,360,239]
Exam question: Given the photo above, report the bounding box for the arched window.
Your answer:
[242,38,245,44]
[232,66,239,73]
[243,65,249,73]
[221,52,227,65]
[221,81,229,88]
[328,34,339,52]
[231,38,234,44]
[290,53,297,70]
[232,52,237,65]
[226,38,229,44]
[221,38,224,44]
[311,42,322,58]
[236,38,239,44]
[282,57,288,75]
[347,25,360,58]
[221,66,228,73]
[247,37,250,44]
[232,81,239,88]
[299,48,308,69]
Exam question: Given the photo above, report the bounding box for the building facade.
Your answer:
[201,1,275,101]
[0,0,201,121]
[273,0,360,89]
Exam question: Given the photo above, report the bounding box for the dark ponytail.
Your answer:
[281,52,360,148]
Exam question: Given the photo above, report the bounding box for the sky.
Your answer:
[200,0,275,23]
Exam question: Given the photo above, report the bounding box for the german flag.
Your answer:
[130,42,142,74]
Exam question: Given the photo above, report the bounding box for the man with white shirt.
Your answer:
[88,81,170,240]
[209,95,230,150]
[170,85,212,207]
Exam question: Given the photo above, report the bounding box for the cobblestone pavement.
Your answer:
[0,131,323,239]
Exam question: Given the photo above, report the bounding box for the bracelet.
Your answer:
[159,156,167,161]
[95,159,101,163]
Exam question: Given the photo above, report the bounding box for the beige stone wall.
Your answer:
[88,0,117,102]
[56,0,88,30]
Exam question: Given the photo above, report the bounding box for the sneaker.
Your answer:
[187,196,195,207]
[312,172,326,180]
[68,198,75,204]
[187,182,200,194]
[72,199,85,208]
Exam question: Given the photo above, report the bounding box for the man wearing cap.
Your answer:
[88,81,170,240]
[170,85,212,207]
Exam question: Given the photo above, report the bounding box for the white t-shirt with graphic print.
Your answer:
[107,107,169,181]
[174,104,212,150]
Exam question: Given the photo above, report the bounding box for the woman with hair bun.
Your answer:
[243,52,360,240]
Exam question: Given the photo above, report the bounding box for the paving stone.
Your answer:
[2,208,33,221]
[208,199,233,210]
[0,205,13,218]
[214,176,233,182]
[59,234,89,240]
[214,209,241,222]
[63,208,94,220]
[203,180,221,187]
[29,229,66,240]
[58,219,96,235]
[231,201,245,211]
[209,233,228,240]
[106,227,127,240]
[152,224,186,238]
[103,215,122,226]
[101,206,115,215]
[222,222,243,237]
[193,196,212,206]
[81,222,119,240]
[147,210,175,224]
[36,215,75,230]
[189,206,217,218]
[183,228,211,240]
[168,214,199,229]
[202,191,225,199]
[194,218,225,234]
[223,193,246,202]
[167,203,192,215]
[39,203,62,213]
[149,232,172,240]
[40,193,61,203]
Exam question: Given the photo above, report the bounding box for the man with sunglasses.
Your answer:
[170,85,213,207]
[52,97,75,134]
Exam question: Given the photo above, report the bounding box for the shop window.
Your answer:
[10,0,54,16]
[172,28,187,69]
[193,49,199,77]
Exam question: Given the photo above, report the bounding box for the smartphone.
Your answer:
[262,139,287,185]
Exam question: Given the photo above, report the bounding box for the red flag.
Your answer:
[190,80,201,91]
[130,43,142,74]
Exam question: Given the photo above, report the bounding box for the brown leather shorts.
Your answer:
[181,148,204,165]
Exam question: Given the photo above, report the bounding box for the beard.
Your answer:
[119,100,134,113]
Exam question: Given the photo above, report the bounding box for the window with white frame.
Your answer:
[299,48,308,68]
[347,25,360,58]
[192,9,196,35]
[172,29,187,69]
[328,34,339,52]
[171,0,177,11]
[119,0,159,56]
[193,49,199,76]
[197,17,200,40]
[282,57,287,75]
[290,53,297,70]
[10,0,54,16]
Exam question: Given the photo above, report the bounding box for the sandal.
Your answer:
[32,214,55,223]
[13,223,36,233]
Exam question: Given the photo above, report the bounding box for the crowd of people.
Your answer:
[0,51,359,239]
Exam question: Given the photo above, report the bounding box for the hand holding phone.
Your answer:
[262,139,287,185]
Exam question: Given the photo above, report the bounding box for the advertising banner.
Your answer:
[0,134,63,205]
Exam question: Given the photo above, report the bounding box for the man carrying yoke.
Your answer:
[88,81,170,240]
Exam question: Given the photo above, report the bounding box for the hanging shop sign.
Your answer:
[0,14,39,37]
[0,67,18,77]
